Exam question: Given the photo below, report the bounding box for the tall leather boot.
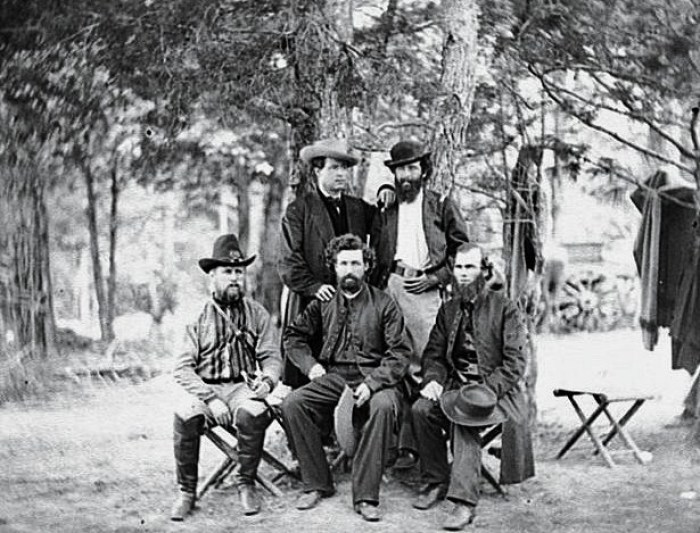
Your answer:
[171,414,204,521]
[235,408,272,515]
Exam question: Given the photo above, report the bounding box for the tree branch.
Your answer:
[531,66,694,174]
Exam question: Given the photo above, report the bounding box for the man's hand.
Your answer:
[420,380,444,402]
[208,398,232,427]
[377,187,396,209]
[353,383,372,407]
[308,363,327,380]
[250,377,272,399]
[314,284,336,302]
[403,273,439,294]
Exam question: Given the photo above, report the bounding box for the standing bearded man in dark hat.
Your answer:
[410,243,534,531]
[279,138,393,387]
[370,140,470,470]
[170,234,281,521]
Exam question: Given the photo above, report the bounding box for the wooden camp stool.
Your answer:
[553,388,654,467]
[480,423,506,497]
[197,409,300,501]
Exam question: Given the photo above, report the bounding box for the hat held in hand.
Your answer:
[334,385,357,457]
[440,383,506,427]
[198,234,256,273]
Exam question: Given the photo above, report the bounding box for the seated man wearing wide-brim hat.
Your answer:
[410,242,535,531]
[170,234,281,521]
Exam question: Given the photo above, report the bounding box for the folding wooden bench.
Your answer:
[197,409,300,501]
[553,388,654,467]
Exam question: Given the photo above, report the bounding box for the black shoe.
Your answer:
[354,501,381,522]
[239,484,261,515]
[296,490,324,510]
[442,502,475,531]
[413,482,448,510]
[393,450,418,470]
[170,491,195,521]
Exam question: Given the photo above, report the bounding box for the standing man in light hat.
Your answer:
[279,138,393,388]
[170,234,281,520]
[410,242,534,531]
[370,140,470,470]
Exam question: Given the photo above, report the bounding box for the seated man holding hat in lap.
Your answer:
[411,242,535,531]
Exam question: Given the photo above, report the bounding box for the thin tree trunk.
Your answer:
[260,173,285,321]
[107,161,119,335]
[83,164,113,342]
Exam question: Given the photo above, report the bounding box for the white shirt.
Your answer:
[394,189,430,270]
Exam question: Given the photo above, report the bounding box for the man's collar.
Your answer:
[318,182,342,200]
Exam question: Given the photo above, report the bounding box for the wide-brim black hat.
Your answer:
[384,140,431,169]
[198,234,256,273]
[440,383,506,427]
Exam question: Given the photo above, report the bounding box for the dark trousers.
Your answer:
[281,373,400,504]
[412,398,481,506]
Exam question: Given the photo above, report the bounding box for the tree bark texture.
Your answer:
[0,168,56,358]
[288,0,356,194]
[429,0,480,193]
[503,145,546,429]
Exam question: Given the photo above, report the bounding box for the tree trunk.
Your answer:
[690,105,700,443]
[503,145,545,428]
[429,0,480,193]
[83,164,114,342]
[107,161,119,335]
[0,168,56,358]
[259,173,286,321]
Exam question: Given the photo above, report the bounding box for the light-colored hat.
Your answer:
[334,385,357,457]
[299,139,359,166]
[440,383,506,427]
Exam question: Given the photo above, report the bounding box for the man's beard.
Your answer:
[339,274,362,294]
[397,179,422,203]
[216,284,244,305]
[457,276,484,303]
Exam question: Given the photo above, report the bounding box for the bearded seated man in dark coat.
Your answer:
[280,234,411,523]
[411,242,535,531]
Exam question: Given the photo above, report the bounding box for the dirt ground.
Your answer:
[1,330,699,533]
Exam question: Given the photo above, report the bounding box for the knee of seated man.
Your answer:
[411,397,435,419]
[369,389,397,416]
[236,399,270,424]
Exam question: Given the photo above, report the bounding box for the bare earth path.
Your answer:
[1,330,699,533]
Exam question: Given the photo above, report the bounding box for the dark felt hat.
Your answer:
[299,139,360,166]
[334,385,357,457]
[440,383,506,427]
[384,140,431,169]
[198,234,256,273]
